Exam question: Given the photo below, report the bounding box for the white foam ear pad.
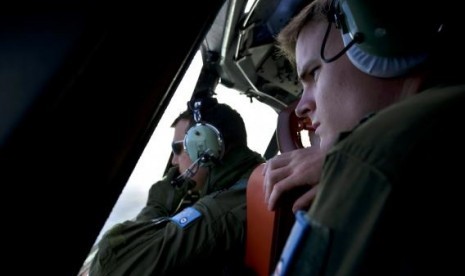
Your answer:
[343,33,428,78]
[184,123,225,166]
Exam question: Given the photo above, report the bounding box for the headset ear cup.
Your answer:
[342,33,428,78]
[336,0,442,77]
[184,123,225,166]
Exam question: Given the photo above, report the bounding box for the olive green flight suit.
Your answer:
[281,84,465,276]
[90,145,264,276]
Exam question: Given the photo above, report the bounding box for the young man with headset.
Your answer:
[263,0,465,275]
[89,97,264,275]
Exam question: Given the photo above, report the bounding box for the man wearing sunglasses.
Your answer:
[90,98,264,276]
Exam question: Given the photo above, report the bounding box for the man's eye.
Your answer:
[310,67,320,82]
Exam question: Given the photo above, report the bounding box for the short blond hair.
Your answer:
[276,0,331,65]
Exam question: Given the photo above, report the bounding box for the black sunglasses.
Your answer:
[171,140,184,155]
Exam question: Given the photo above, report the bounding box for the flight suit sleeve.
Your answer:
[136,167,195,221]
[89,185,246,276]
[275,148,391,276]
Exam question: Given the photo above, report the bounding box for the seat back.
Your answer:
[244,163,275,276]
[245,100,312,275]
[276,100,312,152]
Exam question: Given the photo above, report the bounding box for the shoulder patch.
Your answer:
[170,207,202,228]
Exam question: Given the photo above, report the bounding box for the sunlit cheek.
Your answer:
[180,154,193,169]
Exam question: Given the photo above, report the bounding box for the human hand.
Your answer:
[136,166,196,220]
[263,146,325,212]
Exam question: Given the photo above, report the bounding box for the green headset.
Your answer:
[183,98,225,167]
[323,0,445,77]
